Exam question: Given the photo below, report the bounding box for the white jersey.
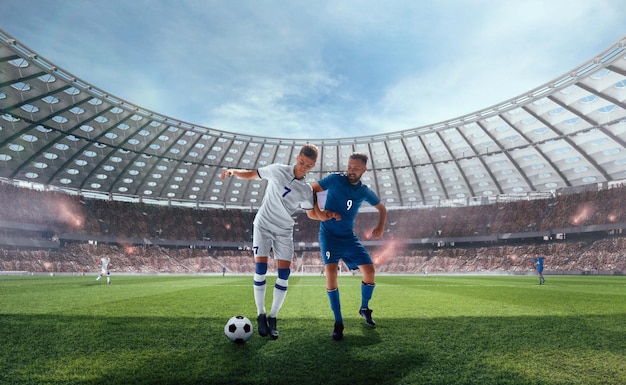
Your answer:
[100,257,110,272]
[254,163,314,234]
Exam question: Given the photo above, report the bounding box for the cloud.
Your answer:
[356,0,626,135]
[206,71,347,138]
[2,0,626,140]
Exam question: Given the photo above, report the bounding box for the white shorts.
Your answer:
[253,226,294,261]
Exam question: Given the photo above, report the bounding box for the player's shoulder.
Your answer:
[261,162,287,171]
[319,172,345,189]
[259,163,289,177]
[322,172,345,182]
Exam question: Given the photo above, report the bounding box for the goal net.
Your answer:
[299,264,345,275]
[299,264,326,275]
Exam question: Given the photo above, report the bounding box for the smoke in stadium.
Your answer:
[52,196,85,230]
[372,239,405,266]
[569,203,597,226]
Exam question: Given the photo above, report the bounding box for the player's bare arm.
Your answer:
[370,202,387,239]
[307,182,341,221]
[306,208,341,221]
[220,169,259,180]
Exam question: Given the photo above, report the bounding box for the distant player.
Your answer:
[96,254,111,285]
[220,144,319,340]
[308,152,387,341]
[533,253,545,285]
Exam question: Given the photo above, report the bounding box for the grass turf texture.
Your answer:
[1,275,625,385]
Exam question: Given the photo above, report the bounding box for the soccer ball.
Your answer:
[224,315,253,344]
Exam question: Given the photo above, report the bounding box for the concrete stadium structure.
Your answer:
[1,29,626,209]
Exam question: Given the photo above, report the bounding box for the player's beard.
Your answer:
[347,173,360,184]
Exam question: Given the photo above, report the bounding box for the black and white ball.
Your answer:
[224,315,253,344]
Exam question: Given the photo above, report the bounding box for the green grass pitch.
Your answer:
[1,274,625,385]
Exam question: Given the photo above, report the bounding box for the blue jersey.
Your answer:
[317,173,380,269]
[534,257,544,273]
[318,173,380,239]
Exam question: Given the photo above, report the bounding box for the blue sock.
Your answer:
[327,288,342,323]
[275,268,290,290]
[254,262,268,284]
[361,281,375,309]
[269,268,290,318]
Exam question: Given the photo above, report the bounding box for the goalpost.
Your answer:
[299,265,324,275]
[299,264,343,275]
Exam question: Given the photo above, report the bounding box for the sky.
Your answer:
[2,0,626,140]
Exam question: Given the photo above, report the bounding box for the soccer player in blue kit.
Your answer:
[534,253,545,285]
[220,144,319,340]
[308,152,387,341]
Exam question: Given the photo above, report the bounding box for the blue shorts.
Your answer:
[320,232,372,270]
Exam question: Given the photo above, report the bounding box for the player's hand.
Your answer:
[370,226,384,239]
[220,169,233,180]
[323,210,341,221]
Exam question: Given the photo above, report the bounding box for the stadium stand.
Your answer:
[1,30,626,276]
[1,181,624,275]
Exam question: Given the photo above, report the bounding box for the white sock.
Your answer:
[269,277,288,318]
[254,273,267,315]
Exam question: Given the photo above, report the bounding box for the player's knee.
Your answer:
[360,265,375,280]
[255,262,268,275]
[275,268,290,291]
[277,268,290,280]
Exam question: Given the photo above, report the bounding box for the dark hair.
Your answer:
[300,144,319,161]
[349,152,368,166]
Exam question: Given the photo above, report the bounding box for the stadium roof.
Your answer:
[1,29,626,209]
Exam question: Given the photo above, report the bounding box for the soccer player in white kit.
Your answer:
[96,254,111,284]
[220,144,319,339]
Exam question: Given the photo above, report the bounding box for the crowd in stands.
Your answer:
[294,187,625,242]
[292,237,626,275]
[1,236,624,276]
[0,183,255,241]
[0,182,625,275]
[0,243,255,275]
